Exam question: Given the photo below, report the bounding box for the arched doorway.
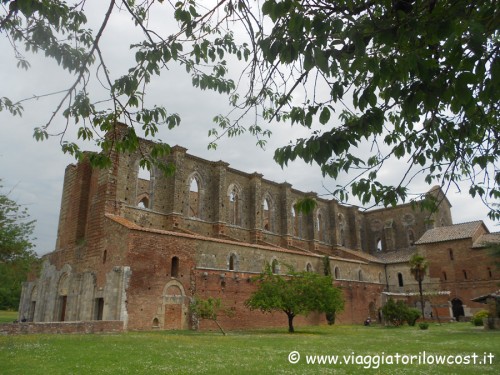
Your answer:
[56,274,69,321]
[162,280,188,330]
[29,286,38,322]
[369,302,377,322]
[451,298,464,321]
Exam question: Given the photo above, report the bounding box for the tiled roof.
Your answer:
[471,290,500,303]
[414,221,484,245]
[373,247,417,264]
[472,232,500,248]
[332,247,384,264]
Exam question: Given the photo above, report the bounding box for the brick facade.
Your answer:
[18,124,499,332]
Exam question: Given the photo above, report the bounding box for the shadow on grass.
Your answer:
[140,324,394,337]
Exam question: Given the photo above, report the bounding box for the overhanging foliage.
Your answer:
[1,0,498,218]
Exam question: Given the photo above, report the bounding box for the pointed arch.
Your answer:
[262,193,274,232]
[136,162,154,209]
[338,213,345,246]
[57,273,70,296]
[227,183,243,226]
[316,208,326,242]
[138,165,151,180]
[137,194,150,209]
[292,202,303,238]
[407,228,415,246]
[186,172,204,219]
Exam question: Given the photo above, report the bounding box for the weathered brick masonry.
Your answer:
[18,124,499,332]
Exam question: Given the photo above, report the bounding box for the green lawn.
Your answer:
[0,310,18,323]
[0,321,498,374]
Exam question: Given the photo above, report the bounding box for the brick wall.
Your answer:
[24,125,498,332]
[420,237,499,316]
[193,268,319,331]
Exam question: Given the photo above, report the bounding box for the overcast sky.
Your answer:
[0,2,497,256]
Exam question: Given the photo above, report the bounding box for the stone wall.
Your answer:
[18,230,131,328]
[100,129,441,256]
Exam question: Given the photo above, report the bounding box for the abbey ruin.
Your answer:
[18,124,499,331]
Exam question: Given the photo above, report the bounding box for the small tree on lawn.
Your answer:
[192,297,232,335]
[245,265,344,333]
[409,253,429,321]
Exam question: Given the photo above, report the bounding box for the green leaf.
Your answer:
[314,48,329,74]
[319,107,330,125]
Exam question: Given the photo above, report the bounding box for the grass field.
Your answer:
[0,310,18,323]
[1,316,498,374]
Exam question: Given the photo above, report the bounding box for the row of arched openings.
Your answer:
[136,166,421,252]
[227,253,316,274]
[188,175,278,230]
[138,166,343,240]
[333,267,380,283]
[292,207,335,243]
[137,166,347,243]
[168,254,377,279]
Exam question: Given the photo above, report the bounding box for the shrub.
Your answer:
[419,322,429,330]
[406,308,421,326]
[383,300,423,327]
[471,310,489,326]
[382,298,409,326]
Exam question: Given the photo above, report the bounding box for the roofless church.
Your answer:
[18,124,499,331]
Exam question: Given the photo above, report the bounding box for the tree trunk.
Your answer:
[418,279,425,322]
[214,319,226,336]
[287,313,295,333]
[433,304,441,325]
